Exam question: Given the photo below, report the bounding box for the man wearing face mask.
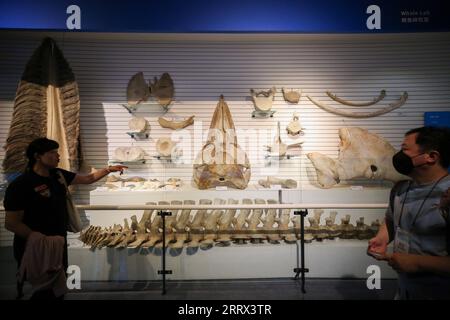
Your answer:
[368,126,450,300]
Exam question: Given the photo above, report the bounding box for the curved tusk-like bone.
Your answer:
[307,92,407,118]
[158,115,195,130]
[326,90,386,107]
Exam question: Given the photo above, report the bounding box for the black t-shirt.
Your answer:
[3,168,76,264]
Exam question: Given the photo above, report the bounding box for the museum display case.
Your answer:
[1,29,449,293]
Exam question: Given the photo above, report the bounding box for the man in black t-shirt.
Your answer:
[3,138,126,299]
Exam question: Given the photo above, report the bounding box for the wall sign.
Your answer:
[424,112,450,128]
[425,112,450,172]
[0,0,448,33]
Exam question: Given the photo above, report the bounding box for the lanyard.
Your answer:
[398,174,448,228]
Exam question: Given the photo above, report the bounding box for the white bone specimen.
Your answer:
[326,90,386,106]
[305,217,318,242]
[136,202,156,248]
[108,220,130,247]
[187,199,212,248]
[85,226,102,246]
[143,179,163,190]
[127,72,150,105]
[91,227,109,249]
[286,112,304,136]
[266,122,303,156]
[123,176,146,189]
[158,115,195,130]
[149,72,174,107]
[156,137,177,157]
[162,178,182,190]
[250,87,276,112]
[114,146,145,162]
[307,127,407,188]
[306,92,408,118]
[261,199,281,244]
[369,220,381,238]
[142,203,156,233]
[356,217,372,240]
[232,199,253,243]
[128,116,148,133]
[200,198,225,248]
[125,176,146,183]
[278,209,295,243]
[291,214,307,242]
[98,224,118,247]
[193,96,251,189]
[93,226,112,248]
[104,175,124,189]
[299,209,322,240]
[266,122,287,156]
[107,229,125,247]
[325,211,340,239]
[171,200,195,249]
[79,226,94,243]
[141,201,167,248]
[116,218,137,249]
[258,176,298,189]
[89,227,103,245]
[246,199,266,242]
[81,226,95,242]
[216,199,238,246]
[127,232,147,248]
[131,215,139,232]
[339,215,356,239]
[97,225,122,249]
[128,208,154,248]
[3,37,82,174]
[313,210,328,241]
[103,184,119,190]
[154,200,181,248]
[83,226,100,246]
[282,88,301,104]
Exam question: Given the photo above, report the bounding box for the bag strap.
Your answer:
[56,170,69,194]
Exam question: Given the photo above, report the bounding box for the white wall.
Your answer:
[1,32,449,204]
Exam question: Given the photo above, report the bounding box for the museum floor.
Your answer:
[0,278,397,300]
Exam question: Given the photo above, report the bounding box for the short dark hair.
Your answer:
[25,137,59,169]
[405,126,450,168]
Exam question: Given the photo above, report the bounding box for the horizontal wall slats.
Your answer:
[0,31,449,245]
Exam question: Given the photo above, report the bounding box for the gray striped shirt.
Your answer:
[385,175,450,299]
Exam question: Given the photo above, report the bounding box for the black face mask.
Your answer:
[392,151,425,175]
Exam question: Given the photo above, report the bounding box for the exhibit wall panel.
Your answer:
[0,31,449,248]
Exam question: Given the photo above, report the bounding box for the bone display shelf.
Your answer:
[108,159,147,165]
[152,155,175,163]
[264,154,300,161]
[121,102,169,114]
[126,132,149,139]
[89,187,280,205]
[281,186,390,204]
[251,110,276,118]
